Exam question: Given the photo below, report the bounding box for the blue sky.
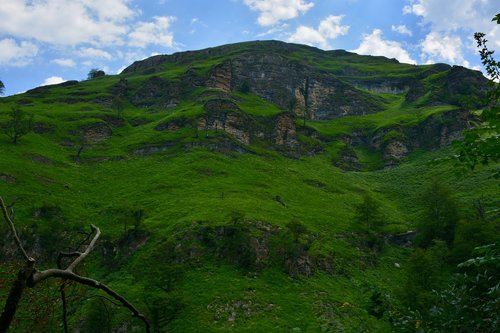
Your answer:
[0,0,499,95]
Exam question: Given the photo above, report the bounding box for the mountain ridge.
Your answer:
[0,39,498,333]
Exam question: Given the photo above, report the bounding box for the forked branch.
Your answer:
[0,196,150,333]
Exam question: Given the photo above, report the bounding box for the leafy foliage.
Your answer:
[1,105,33,143]
[0,80,4,95]
[454,16,500,179]
[239,81,250,94]
[354,193,383,230]
[416,179,460,248]
[87,68,106,80]
[394,244,500,333]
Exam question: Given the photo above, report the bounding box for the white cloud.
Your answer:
[391,24,412,36]
[0,38,38,66]
[115,65,127,74]
[128,16,176,48]
[352,29,416,64]
[403,3,426,16]
[403,0,500,46]
[0,0,136,46]
[403,0,500,69]
[244,0,314,26]
[420,31,465,64]
[318,15,350,39]
[41,76,65,86]
[289,15,349,49]
[257,23,289,37]
[52,58,76,67]
[290,26,328,48]
[116,50,149,65]
[78,47,113,60]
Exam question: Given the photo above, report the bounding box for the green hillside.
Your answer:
[0,41,498,332]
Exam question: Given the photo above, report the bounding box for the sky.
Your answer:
[0,0,499,96]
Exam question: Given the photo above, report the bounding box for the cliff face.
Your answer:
[122,41,487,119]
[204,55,384,120]
[334,109,474,169]
[117,40,488,167]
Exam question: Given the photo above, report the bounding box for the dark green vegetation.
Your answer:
[0,40,499,332]
[454,27,500,179]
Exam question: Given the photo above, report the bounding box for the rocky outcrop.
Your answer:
[206,61,232,91]
[151,220,339,278]
[273,113,298,148]
[383,140,409,168]
[121,40,488,123]
[337,109,473,169]
[0,174,16,184]
[386,231,416,247]
[130,76,180,109]
[333,147,361,171]
[155,116,192,132]
[132,142,178,156]
[206,53,383,120]
[284,254,314,277]
[405,66,488,106]
[33,122,55,134]
[198,99,253,145]
[110,78,129,98]
[80,122,112,143]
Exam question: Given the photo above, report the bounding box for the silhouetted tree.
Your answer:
[416,179,460,248]
[354,193,383,230]
[87,68,106,80]
[0,80,4,95]
[239,81,250,94]
[1,106,33,144]
[400,246,443,314]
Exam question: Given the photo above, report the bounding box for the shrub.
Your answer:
[87,68,106,80]
[416,179,460,248]
[239,81,250,94]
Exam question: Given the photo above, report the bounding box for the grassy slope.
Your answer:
[0,48,497,332]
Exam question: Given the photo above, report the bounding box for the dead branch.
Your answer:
[31,269,150,328]
[0,197,31,262]
[67,224,100,272]
[0,196,151,333]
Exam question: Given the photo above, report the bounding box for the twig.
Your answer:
[0,199,151,333]
[0,197,31,262]
[67,225,99,272]
[31,270,150,332]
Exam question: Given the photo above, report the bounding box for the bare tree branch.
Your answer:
[0,197,31,262]
[0,196,151,333]
[57,251,81,270]
[31,269,150,330]
[67,224,100,272]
